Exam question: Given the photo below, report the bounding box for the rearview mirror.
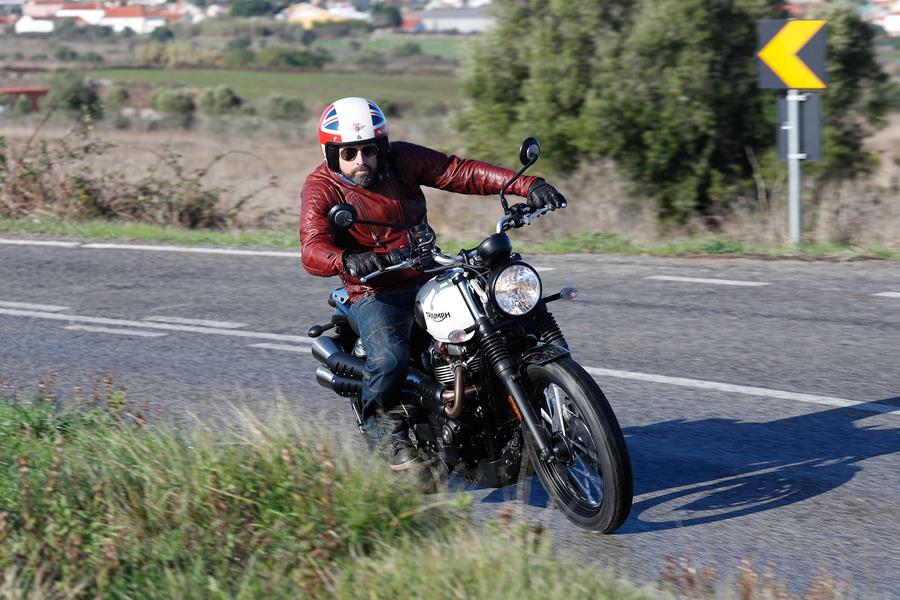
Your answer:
[327,203,357,229]
[518,137,540,165]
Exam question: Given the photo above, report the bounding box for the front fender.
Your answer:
[519,343,570,366]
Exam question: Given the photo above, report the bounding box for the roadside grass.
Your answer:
[87,68,460,104]
[0,383,465,597]
[2,217,898,260]
[0,383,659,599]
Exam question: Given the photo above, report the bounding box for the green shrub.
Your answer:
[230,0,273,17]
[225,34,252,50]
[103,85,129,108]
[254,46,330,68]
[78,51,104,63]
[150,88,195,127]
[197,85,243,115]
[392,41,422,57]
[149,26,174,43]
[220,47,256,67]
[52,45,78,61]
[262,94,306,120]
[45,71,103,121]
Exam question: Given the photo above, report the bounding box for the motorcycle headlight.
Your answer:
[492,264,542,316]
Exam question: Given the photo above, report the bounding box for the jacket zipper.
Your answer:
[352,194,386,248]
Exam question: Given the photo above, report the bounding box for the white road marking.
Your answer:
[2,305,895,418]
[65,325,167,338]
[250,342,312,353]
[0,307,313,344]
[143,316,246,329]
[584,366,899,417]
[81,243,297,258]
[873,292,900,298]
[0,301,69,312]
[646,275,771,287]
[0,239,81,248]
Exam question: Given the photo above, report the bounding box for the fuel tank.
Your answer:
[415,269,476,343]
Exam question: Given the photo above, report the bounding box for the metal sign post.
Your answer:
[757,19,827,245]
[786,89,806,245]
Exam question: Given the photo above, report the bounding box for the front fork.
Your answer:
[453,272,558,462]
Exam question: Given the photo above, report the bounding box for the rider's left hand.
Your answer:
[527,180,568,211]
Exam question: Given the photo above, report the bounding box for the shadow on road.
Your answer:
[618,396,900,533]
[474,396,900,534]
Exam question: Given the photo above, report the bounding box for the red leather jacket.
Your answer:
[300,141,540,301]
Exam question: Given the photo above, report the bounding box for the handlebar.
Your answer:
[360,204,555,282]
[496,204,551,234]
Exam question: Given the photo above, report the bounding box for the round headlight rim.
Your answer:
[490,261,543,317]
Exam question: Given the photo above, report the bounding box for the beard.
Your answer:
[349,165,375,188]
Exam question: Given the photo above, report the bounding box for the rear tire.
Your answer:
[523,357,633,533]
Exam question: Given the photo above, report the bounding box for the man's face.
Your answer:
[338,144,379,188]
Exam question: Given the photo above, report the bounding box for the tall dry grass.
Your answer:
[1,111,896,248]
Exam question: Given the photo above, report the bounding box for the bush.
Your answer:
[45,72,103,122]
[392,41,422,57]
[150,89,195,128]
[230,0,273,17]
[262,94,306,120]
[149,26,174,43]
[102,85,129,109]
[78,51,104,63]
[197,85,243,115]
[254,46,330,68]
[52,45,78,61]
[220,47,256,67]
[225,34,252,50]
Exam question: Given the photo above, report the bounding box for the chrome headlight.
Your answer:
[492,264,542,316]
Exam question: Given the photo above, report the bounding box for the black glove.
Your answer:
[527,180,567,211]
[344,251,388,278]
[387,246,411,265]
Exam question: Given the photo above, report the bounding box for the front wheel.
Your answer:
[523,357,633,533]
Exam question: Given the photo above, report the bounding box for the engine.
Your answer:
[425,341,482,385]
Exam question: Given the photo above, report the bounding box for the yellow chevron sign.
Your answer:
[757,19,827,90]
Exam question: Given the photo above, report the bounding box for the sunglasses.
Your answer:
[340,145,379,161]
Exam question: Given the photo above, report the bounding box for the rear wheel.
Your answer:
[523,357,633,533]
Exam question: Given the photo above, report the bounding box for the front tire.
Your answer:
[523,357,633,533]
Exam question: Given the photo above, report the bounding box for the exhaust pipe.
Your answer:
[312,337,365,379]
[316,366,363,398]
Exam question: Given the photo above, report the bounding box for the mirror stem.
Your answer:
[499,158,536,213]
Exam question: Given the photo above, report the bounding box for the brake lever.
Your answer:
[359,258,414,283]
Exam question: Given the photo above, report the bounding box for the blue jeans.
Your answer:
[348,287,418,436]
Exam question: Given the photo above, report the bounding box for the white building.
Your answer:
[98,5,165,33]
[14,14,54,32]
[55,2,106,25]
[420,7,494,33]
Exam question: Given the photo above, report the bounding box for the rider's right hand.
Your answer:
[344,251,388,278]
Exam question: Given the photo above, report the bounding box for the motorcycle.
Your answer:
[308,138,633,533]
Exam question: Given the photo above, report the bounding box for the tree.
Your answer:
[813,5,898,179]
[45,72,103,122]
[370,4,401,28]
[230,0,273,17]
[459,0,895,223]
[197,86,243,115]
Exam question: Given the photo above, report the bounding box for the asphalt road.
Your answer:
[1,237,898,596]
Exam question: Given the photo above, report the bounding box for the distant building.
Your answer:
[14,13,53,31]
[98,5,165,33]
[420,7,493,33]
[280,2,348,29]
[55,2,105,25]
[22,0,63,18]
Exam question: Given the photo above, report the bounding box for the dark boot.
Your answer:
[365,406,421,471]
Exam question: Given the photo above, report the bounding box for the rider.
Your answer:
[300,97,567,470]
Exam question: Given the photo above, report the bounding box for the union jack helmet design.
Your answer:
[318,97,389,157]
